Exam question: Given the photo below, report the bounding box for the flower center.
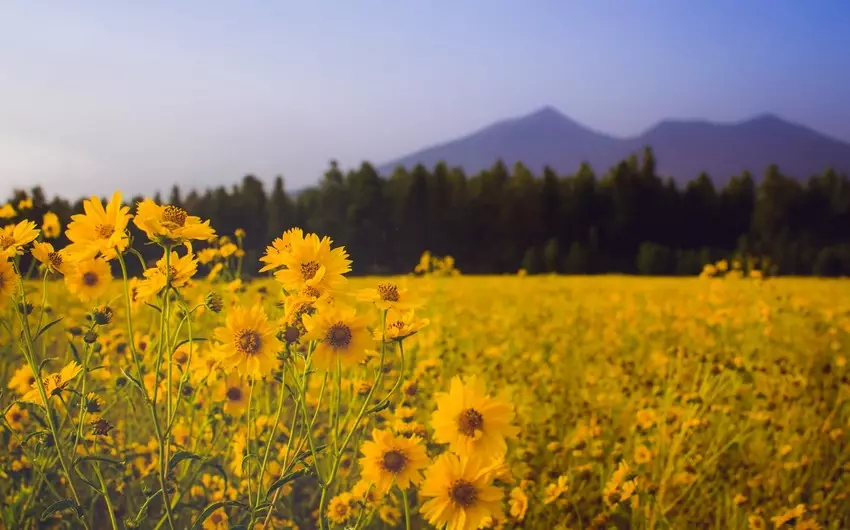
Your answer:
[283,325,300,344]
[48,252,63,270]
[0,234,13,249]
[457,408,484,437]
[381,450,407,473]
[325,323,352,349]
[235,329,262,355]
[226,386,243,401]
[95,223,115,239]
[377,283,400,302]
[162,205,188,227]
[302,285,321,298]
[10,411,22,422]
[449,480,477,507]
[333,503,349,517]
[82,271,99,287]
[300,261,320,280]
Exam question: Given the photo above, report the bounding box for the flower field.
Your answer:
[1,193,849,529]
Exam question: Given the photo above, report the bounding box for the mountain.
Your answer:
[379,107,850,183]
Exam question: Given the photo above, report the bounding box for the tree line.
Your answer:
[6,146,850,277]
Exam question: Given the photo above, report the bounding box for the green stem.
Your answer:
[401,488,411,530]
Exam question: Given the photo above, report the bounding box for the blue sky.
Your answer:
[2,1,849,197]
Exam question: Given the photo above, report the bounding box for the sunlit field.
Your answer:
[1,194,849,530]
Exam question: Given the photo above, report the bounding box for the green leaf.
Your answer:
[74,455,125,468]
[265,468,312,499]
[21,429,48,445]
[120,367,146,394]
[168,450,203,472]
[69,342,81,364]
[172,337,208,350]
[33,317,63,342]
[144,302,162,313]
[37,357,58,375]
[368,400,391,414]
[41,499,81,520]
[190,500,248,530]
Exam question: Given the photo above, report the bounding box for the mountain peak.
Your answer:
[380,107,850,183]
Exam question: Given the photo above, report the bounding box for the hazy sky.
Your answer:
[2,1,849,198]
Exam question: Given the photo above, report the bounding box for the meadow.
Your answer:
[0,193,849,529]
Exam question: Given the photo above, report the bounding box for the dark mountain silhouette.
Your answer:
[379,107,850,183]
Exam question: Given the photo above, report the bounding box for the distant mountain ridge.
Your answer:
[379,107,850,183]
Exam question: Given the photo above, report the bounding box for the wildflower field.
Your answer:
[1,193,849,530]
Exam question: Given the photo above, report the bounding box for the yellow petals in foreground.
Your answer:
[134,198,216,243]
[0,259,20,305]
[419,453,503,530]
[21,362,82,407]
[431,375,518,459]
[259,227,305,272]
[64,191,131,260]
[31,242,72,275]
[358,429,429,492]
[0,220,39,260]
[213,304,277,377]
[64,257,113,301]
[302,305,372,371]
[136,250,198,299]
[356,280,422,310]
[274,233,351,296]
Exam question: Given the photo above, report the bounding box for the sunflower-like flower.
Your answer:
[65,257,113,301]
[42,212,61,239]
[0,220,39,260]
[64,192,131,260]
[419,453,503,530]
[378,308,429,342]
[213,304,277,377]
[357,281,421,310]
[136,250,198,299]
[0,259,19,306]
[218,372,249,416]
[326,492,354,525]
[134,198,215,244]
[4,403,29,430]
[302,305,372,371]
[273,233,350,296]
[21,361,83,406]
[0,203,15,219]
[259,227,305,272]
[8,364,36,395]
[431,375,518,458]
[31,242,72,276]
[358,429,429,492]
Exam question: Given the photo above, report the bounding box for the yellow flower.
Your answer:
[509,487,528,520]
[302,305,372,371]
[259,227,305,272]
[356,281,422,310]
[198,248,218,265]
[543,475,569,504]
[219,242,238,258]
[136,250,198,299]
[234,228,246,238]
[17,197,33,210]
[748,515,766,530]
[134,198,215,243]
[219,372,249,416]
[634,444,653,464]
[326,492,354,525]
[771,504,806,528]
[42,212,61,238]
[273,233,350,296]
[420,453,503,530]
[202,507,228,530]
[0,259,20,306]
[64,191,131,260]
[431,375,519,458]
[378,307,429,342]
[31,242,72,275]
[65,257,112,301]
[8,364,36,395]
[0,220,39,259]
[358,429,429,492]
[4,403,29,430]
[213,304,277,377]
[0,203,15,219]
[21,362,82,406]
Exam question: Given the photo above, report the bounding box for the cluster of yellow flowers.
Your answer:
[2,190,849,529]
[413,251,460,277]
[700,256,767,280]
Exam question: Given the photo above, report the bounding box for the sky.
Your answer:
[2,1,850,198]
